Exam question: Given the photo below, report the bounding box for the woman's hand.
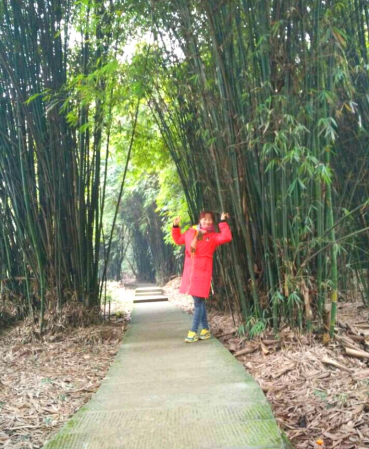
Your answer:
[173,216,181,226]
[221,212,229,221]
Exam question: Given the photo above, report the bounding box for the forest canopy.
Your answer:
[1,0,369,337]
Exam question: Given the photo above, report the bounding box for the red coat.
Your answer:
[172,222,232,298]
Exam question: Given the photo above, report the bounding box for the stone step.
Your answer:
[133,295,168,303]
[135,286,162,293]
[135,290,163,296]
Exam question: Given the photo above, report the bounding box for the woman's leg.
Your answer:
[191,296,202,332]
[200,299,209,330]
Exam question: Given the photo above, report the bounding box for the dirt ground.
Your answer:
[1,279,369,449]
[164,277,369,449]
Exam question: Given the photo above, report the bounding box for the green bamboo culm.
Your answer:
[136,0,369,332]
[0,0,129,329]
[1,0,369,336]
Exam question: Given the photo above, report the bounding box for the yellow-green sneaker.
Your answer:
[199,329,211,340]
[185,331,198,343]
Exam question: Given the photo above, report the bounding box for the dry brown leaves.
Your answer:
[0,285,132,449]
[2,278,368,449]
[164,279,369,449]
[244,336,369,449]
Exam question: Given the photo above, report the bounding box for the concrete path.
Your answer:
[43,301,285,449]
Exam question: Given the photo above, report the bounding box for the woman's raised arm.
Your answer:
[214,213,232,246]
[172,216,186,245]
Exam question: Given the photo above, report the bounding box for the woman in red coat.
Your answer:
[172,211,232,342]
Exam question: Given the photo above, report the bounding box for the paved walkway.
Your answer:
[43,301,285,449]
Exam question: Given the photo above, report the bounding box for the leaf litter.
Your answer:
[2,278,368,449]
[165,277,369,449]
[0,282,133,449]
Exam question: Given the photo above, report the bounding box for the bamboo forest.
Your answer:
[1,1,369,448]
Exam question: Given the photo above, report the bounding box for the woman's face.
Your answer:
[200,213,214,227]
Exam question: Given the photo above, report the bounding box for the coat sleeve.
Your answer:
[214,222,232,247]
[172,226,186,245]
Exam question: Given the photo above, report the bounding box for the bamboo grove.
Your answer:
[1,0,369,336]
[0,1,136,330]
[139,0,369,335]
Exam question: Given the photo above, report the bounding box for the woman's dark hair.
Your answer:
[199,210,216,222]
